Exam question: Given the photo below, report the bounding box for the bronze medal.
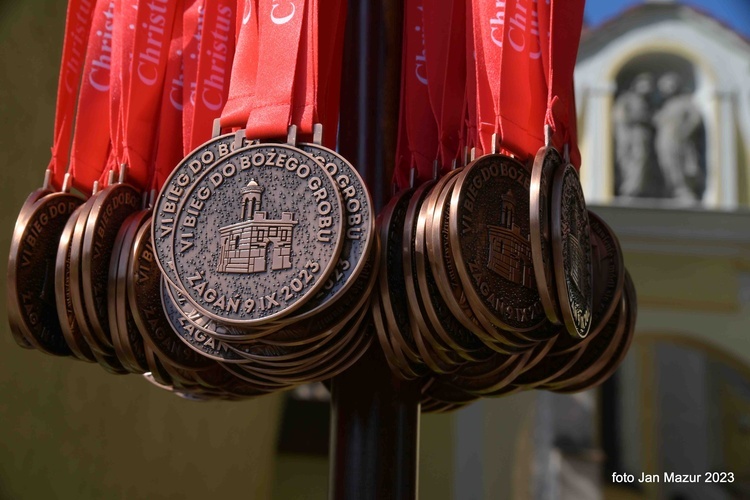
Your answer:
[7,187,52,349]
[69,194,112,354]
[81,181,142,349]
[152,133,253,288]
[530,146,563,324]
[109,211,151,374]
[288,142,375,321]
[428,174,527,354]
[169,142,345,326]
[375,188,429,376]
[55,204,96,362]
[128,221,214,371]
[449,154,546,333]
[404,180,465,374]
[426,171,490,340]
[7,191,83,356]
[415,174,493,363]
[551,164,593,338]
[550,210,624,355]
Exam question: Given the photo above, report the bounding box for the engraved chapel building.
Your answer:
[217,180,298,274]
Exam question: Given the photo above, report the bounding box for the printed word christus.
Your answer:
[64,0,94,93]
[89,1,116,92]
[200,3,233,111]
[489,0,542,59]
[135,0,170,86]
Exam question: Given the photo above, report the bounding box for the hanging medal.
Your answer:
[162,0,347,330]
[448,0,549,337]
[7,0,93,356]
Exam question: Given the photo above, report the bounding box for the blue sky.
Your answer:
[584,0,750,37]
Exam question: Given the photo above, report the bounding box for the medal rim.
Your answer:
[551,163,594,339]
[530,146,563,325]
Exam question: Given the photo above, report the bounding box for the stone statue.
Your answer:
[652,72,706,202]
[613,73,656,197]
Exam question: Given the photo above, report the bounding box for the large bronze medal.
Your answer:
[168,142,345,326]
[7,187,52,349]
[551,164,593,338]
[530,146,563,324]
[7,191,83,356]
[152,133,253,288]
[449,154,546,333]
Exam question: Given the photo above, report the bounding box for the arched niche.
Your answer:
[574,6,750,211]
[611,51,711,204]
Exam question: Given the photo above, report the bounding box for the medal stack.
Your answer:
[7,0,636,409]
[372,0,637,413]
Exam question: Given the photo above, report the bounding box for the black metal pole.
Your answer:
[330,0,421,499]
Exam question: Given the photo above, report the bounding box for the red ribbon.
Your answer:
[401,0,438,185]
[244,0,307,139]
[220,0,260,129]
[122,0,179,190]
[48,0,96,190]
[181,0,204,155]
[538,0,584,168]
[423,0,466,170]
[153,0,186,191]
[189,0,237,149]
[68,0,117,194]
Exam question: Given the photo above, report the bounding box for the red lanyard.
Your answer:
[122,0,179,190]
[423,0,466,171]
[68,0,117,194]
[401,0,438,184]
[181,0,203,154]
[538,0,585,167]
[189,0,237,148]
[153,0,186,191]
[244,0,307,139]
[48,0,96,190]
